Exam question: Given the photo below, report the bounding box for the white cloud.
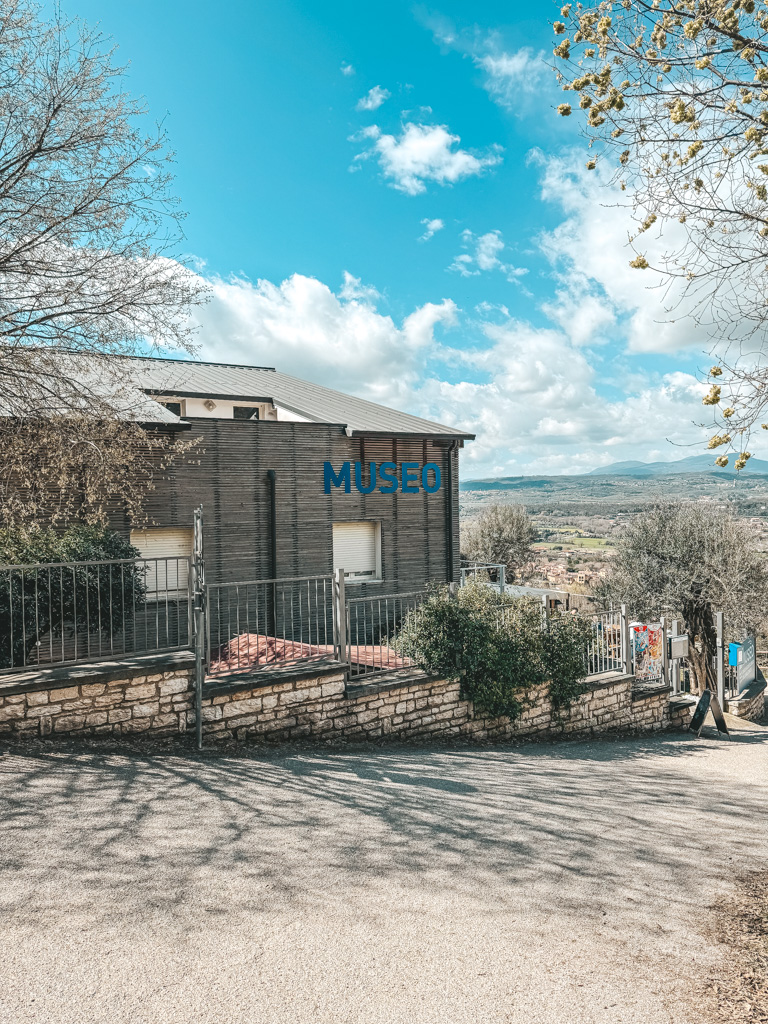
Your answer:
[448,229,528,283]
[477,48,547,108]
[356,85,390,112]
[340,63,355,76]
[533,149,704,354]
[416,320,709,475]
[180,265,719,476]
[352,122,503,195]
[188,271,456,408]
[426,18,547,111]
[419,218,444,242]
[339,270,380,302]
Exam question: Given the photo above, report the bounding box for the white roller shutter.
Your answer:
[130,527,193,596]
[332,522,381,582]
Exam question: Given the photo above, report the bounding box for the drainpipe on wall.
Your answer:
[446,441,458,582]
[267,470,277,634]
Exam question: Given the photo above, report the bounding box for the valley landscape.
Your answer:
[460,457,768,592]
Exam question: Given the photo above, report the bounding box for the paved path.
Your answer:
[1,718,767,1024]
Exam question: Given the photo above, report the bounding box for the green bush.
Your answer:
[398,582,591,720]
[0,525,146,669]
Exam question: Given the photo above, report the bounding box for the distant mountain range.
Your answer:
[586,454,768,476]
[462,453,768,492]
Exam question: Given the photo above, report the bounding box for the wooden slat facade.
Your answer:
[115,420,463,593]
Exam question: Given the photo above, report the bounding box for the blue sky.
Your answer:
[65,0,737,476]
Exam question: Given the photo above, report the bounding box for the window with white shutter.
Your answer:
[129,527,193,597]
[332,522,381,583]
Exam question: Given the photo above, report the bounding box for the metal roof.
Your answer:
[123,356,475,440]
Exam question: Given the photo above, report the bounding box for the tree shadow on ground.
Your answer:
[1,723,766,939]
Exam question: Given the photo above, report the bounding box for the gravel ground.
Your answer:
[1,717,767,1024]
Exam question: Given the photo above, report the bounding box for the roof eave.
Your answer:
[348,429,475,442]
[139,418,192,432]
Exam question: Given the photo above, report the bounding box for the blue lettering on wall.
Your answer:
[378,462,398,494]
[422,463,441,493]
[401,462,420,494]
[354,461,377,494]
[324,461,351,493]
[323,461,443,494]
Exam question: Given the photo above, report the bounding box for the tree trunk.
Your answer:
[682,599,717,695]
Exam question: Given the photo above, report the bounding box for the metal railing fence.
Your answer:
[460,561,506,592]
[0,556,192,673]
[205,574,337,676]
[345,589,428,677]
[583,608,624,677]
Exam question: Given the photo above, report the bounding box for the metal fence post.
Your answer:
[661,615,669,689]
[499,565,505,596]
[620,604,631,675]
[715,610,725,707]
[192,506,205,750]
[334,567,347,668]
[670,619,680,694]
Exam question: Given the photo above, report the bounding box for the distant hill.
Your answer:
[587,454,768,477]
[461,453,768,493]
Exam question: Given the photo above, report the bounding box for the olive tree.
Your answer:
[597,500,768,692]
[0,1,207,524]
[551,0,768,463]
[397,582,593,719]
[461,503,537,582]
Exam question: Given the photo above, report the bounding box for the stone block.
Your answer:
[58,699,97,712]
[26,703,63,718]
[26,690,49,706]
[127,683,158,701]
[321,681,344,697]
[50,685,80,701]
[152,713,180,731]
[15,718,40,732]
[279,688,311,707]
[108,708,132,724]
[131,701,160,719]
[356,708,381,725]
[159,677,189,697]
[222,697,262,718]
[84,711,109,728]
[121,718,151,733]
[333,713,358,729]
[92,693,121,708]
[54,713,86,732]
[81,684,106,697]
[0,703,24,722]
[201,705,223,722]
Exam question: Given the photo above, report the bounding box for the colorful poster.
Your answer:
[631,623,663,681]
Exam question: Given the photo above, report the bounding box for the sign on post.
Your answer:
[738,635,757,693]
[667,634,689,660]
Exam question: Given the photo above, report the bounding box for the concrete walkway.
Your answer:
[1,718,766,1024]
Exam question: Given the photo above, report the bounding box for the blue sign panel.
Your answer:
[324,461,442,495]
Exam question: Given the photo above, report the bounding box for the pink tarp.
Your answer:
[208,632,412,675]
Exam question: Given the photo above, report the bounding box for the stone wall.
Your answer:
[0,654,696,745]
[0,653,194,739]
[726,680,766,723]
[200,665,695,745]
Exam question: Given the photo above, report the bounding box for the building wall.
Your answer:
[0,658,695,744]
[122,420,461,590]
